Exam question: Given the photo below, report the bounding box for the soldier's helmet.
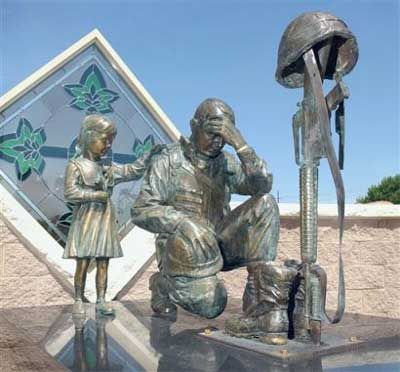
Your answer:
[275,12,359,88]
[193,98,235,125]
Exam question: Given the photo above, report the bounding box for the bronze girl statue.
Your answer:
[63,114,150,316]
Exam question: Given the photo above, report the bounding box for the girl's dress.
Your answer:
[63,155,147,258]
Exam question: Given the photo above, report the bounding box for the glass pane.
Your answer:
[0,44,174,245]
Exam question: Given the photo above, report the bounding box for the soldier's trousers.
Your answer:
[156,194,280,319]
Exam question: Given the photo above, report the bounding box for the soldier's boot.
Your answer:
[225,262,297,345]
[149,272,177,316]
[242,263,258,313]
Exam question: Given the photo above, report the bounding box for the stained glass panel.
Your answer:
[0,43,173,245]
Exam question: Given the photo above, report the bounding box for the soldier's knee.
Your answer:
[171,276,227,319]
[262,193,279,211]
[165,229,223,278]
[251,194,279,218]
[198,279,227,319]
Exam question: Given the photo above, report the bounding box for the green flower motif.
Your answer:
[57,212,73,228]
[64,64,119,114]
[0,118,46,181]
[132,135,155,159]
[57,202,75,229]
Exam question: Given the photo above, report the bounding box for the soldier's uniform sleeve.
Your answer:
[131,150,188,234]
[225,147,272,196]
[64,161,105,203]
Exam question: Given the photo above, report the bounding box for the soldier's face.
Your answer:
[193,116,225,157]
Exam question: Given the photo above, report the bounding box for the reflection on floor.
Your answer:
[0,300,399,372]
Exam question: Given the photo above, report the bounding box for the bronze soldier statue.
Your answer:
[131,98,288,329]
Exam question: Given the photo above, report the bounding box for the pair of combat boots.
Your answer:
[149,261,308,345]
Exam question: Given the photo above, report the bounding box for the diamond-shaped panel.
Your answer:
[0,30,180,301]
[0,36,174,244]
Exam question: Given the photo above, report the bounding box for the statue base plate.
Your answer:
[198,305,400,363]
[200,330,390,361]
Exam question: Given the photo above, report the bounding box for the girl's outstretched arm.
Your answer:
[105,145,164,185]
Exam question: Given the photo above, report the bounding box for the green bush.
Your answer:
[357,175,400,204]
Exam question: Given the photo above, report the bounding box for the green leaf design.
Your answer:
[57,212,73,228]
[32,127,46,147]
[132,135,155,159]
[85,71,102,92]
[0,138,23,163]
[56,202,75,228]
[0,146,19,159]
[95,101,112,113]
[64,85,88,97]
[0,138,22,148]
[70,98,90,111]
[18,119,33,141]
[134,147,144,158]
[64,64,119,114]
[16,153,31,177]
[97,88,119,102]
[143,139,153,152]
[31,154,44,173]
[0,118,47,181]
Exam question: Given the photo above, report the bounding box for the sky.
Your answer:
[1,0,399,203]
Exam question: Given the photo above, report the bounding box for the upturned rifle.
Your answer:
[292,45,349,344]
[276,12,358,345]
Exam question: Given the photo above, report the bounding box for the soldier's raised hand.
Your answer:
[204,116,246,151]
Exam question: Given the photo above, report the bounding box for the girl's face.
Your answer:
[88,131,114,159]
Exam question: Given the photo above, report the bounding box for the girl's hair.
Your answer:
[75,115,117,157]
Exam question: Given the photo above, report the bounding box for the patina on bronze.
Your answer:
[132,98,282,322]
[63,114,150,317]
[276,12,358,344]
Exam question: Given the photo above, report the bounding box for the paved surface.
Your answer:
[0,310,66,371]
[0,300,399,371]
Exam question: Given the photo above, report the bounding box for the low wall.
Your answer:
[1,203,399,319]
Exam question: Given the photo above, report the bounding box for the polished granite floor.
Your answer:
[0,300,399,371]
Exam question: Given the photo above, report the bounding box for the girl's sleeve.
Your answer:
[107,146,164,185]
[64,161,105,202]
[107,156,147,186]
